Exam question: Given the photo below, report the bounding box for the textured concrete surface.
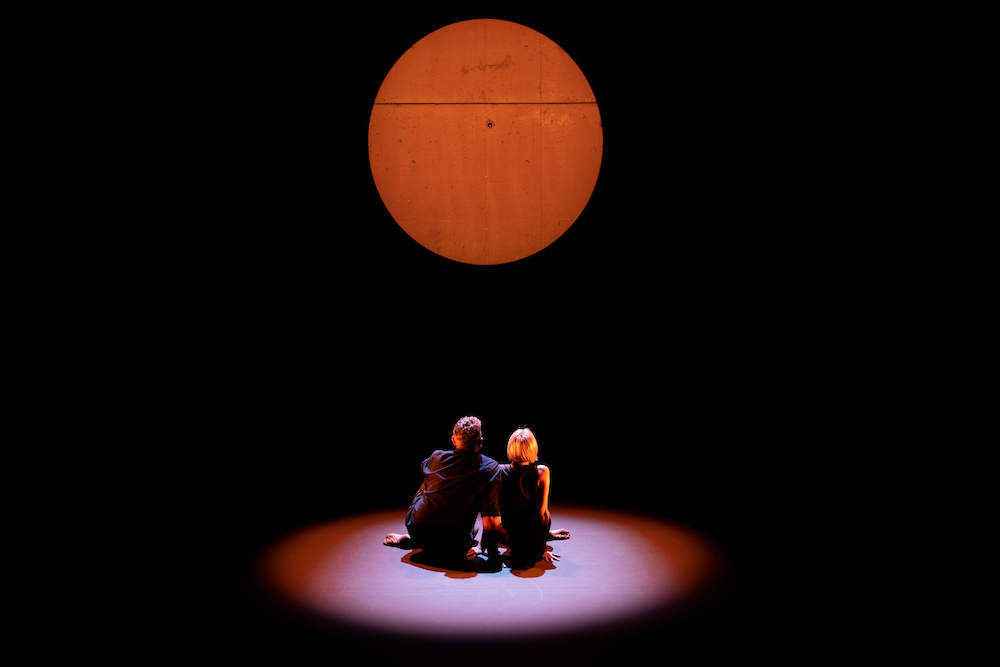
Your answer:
[368,19,603,265]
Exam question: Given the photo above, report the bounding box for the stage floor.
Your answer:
[248,505,727,660]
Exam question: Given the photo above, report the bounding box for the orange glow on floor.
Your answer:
[253,506,724,641]
[368,19,603,265]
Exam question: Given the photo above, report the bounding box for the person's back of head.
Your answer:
[452,415,483,450]
[506,428,539,464]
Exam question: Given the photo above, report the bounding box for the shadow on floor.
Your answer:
[400,545,559,577]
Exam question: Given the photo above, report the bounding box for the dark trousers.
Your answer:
[503,512,551,568]
[406,520,475,559]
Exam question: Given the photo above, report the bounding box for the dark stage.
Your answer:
[80,6,870,663]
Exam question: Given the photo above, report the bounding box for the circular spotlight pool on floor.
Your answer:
[252,505,725,642]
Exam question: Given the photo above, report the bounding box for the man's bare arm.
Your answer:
[481,515,503,560]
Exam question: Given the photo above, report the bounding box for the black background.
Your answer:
[58,6,918,661]
[174,6,825,546]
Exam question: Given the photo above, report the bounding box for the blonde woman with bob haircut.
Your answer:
[498,427,570,568]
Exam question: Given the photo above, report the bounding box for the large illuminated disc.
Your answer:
[254,506,723,641]
[368,19,603,265]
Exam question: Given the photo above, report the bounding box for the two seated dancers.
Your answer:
[383,416,569,569]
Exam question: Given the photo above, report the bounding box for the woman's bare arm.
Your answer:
[537,465,551,524]
[538,465,571,540]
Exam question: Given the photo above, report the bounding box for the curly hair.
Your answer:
[452,416,482,448]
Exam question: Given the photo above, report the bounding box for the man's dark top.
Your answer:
[405,448,501,554]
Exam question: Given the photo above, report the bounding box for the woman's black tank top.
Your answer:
[500,462,542,515]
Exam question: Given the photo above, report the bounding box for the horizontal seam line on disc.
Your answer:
[372,102,597,105]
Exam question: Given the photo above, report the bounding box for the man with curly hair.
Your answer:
[383,416,504,567]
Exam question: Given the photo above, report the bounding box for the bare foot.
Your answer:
[383,532,413,548]
[548,528,571,540]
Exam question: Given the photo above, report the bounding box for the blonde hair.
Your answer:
[506,428,539,463]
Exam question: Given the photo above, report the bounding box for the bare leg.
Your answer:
[383,532,414,548]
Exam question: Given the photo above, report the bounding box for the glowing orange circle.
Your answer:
[368,19,603,265]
